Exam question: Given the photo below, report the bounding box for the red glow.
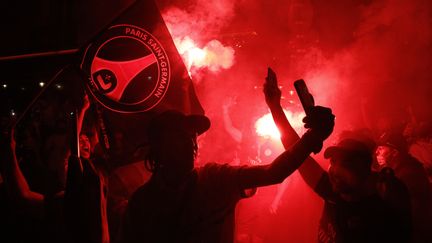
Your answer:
[255,109,306,139]
[172,36,234,75]
[162,7,235,76]
[173,37,206,74]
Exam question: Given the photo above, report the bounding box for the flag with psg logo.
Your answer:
[79,0,204,166]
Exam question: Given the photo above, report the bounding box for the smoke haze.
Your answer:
[157,0,432,242]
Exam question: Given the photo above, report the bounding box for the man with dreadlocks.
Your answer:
[119,99,334,243]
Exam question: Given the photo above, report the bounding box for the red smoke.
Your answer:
[255,110,306,139]
[158,0,432,242]
[162,0,236,75]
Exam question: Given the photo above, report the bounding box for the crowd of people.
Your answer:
[1,68,432,243]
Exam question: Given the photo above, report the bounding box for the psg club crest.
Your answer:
[81,24,171,113]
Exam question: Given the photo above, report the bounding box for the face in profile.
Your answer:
[328,155,362,194]
[79,134,91,159]
[375,145,393,167]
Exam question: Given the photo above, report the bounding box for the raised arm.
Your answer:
[237,68,334,189]
[264,68,328,189]
[222,97,243,143]
[0,127,44,218]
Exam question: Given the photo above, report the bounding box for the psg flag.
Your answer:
[79,0,205,165]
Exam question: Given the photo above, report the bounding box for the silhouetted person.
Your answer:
[119,99,334,242]
[376,132,432,243]
[0,94,109,243]
[264,68,411,243]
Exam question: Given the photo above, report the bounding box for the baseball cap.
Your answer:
[378,132,407,152]
[324,138,373,169]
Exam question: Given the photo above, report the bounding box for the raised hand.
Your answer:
[263,67,282,109]
[222,96,237,112]
[303,106,335,153]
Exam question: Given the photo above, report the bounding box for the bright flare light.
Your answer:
[175,37,205,73]
[173,36,234,76]
[188,47,206,65]
[255,109,306,140]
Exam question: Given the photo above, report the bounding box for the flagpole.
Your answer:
[0,49,78,61]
